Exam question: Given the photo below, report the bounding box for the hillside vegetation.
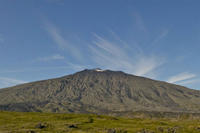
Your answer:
[0,111,200,133]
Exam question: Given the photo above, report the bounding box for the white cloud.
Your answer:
[133,56,164,77]
[167,72,196,83]
[43,20,164,79]
[45,22,66,49]
[0,77,26,89]
[66,62,90,71]
[36,54,65,62]
[90,34,164,78]
[44,21,82,61]
[133,12,147,32]
[152,29,169,45]
[178,78,200,85]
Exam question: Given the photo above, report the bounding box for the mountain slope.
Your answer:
[0,69,200,114]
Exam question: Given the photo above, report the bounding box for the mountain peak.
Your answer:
[0,69,200,114]
[92,68,106,72]
[81,68,107,73]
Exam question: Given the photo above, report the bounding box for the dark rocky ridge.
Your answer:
[0,69,200,114]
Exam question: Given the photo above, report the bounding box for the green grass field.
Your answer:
[0,111,200,133]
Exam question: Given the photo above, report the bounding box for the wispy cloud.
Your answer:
[90,34,164,78]
[167,72,196,83]
[0,77,27,89]
[36,54,65,62]
[133,56,164,77]
[44,21,82,61]
[133,12,147,32]
[152,29,169,45]
[178,78,200,85]
[66,62,90,71]
[43,19,164,79]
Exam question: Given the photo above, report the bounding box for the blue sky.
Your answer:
[0,0,200,89]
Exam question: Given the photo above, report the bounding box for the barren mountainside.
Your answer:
[0,69,200,114]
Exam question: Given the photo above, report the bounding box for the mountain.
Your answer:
[0,69,200,114]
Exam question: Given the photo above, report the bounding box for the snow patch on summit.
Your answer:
[93,68,106,72]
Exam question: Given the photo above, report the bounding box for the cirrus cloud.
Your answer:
[90,34,164,78]
[167,72,196,83]
[36,54,65,62]
[0,77,27,89]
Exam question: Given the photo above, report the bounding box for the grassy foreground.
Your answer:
[0,111,200,133]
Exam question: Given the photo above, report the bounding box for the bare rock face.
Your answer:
[0,69,200,114]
